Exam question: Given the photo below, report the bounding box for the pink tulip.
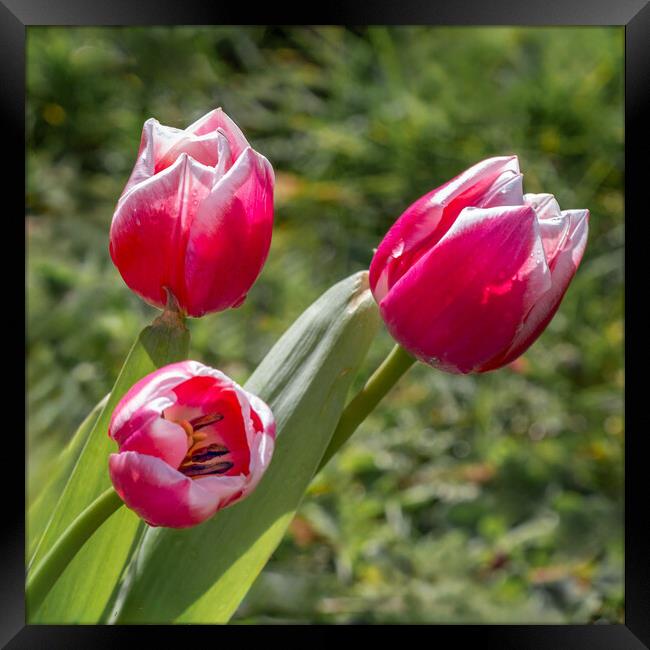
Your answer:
[369,156,589,374]
[109,108,274,317]
[108,361,275,528]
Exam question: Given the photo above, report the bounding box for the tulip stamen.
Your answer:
[179,442,233,478]
[163,409,233,477]
[190,412,224,431]
[182,461,234,477]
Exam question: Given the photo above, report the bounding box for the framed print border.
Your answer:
[8,0,647,645]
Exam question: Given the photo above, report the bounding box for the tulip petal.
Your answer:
[213,130,233,180]
[120,416,189,469]
[525,192,561,220]
[242,393,276,494]
[480,209,589,370]
[109,153,216,310]
[370,155,520,302]
[480,172,524,208]
[379,204,551,373]
[182,147,274,315]
[155,131,222,174]
[109,451,246,528]
[109,362,202,468]
[248,392,277,440]
[243,433,275,498]
[120,119,185,199]
[121,115,239,200]
[525,193,573,266]
[186,107,250,161]
[109,361,196,441]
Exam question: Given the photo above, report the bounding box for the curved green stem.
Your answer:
[27,487,124,615]
[317,344,416,472]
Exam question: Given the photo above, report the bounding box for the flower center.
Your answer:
[167,411,234,478]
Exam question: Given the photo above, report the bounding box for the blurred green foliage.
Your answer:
[27,26,623,623]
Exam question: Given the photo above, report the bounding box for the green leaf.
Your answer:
[29,312,190,623]
[112,271,380,623]
[28,394,108,562]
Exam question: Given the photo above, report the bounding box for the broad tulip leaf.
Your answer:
[112,271,380,623]
[28,314,190,622]
[28,394,108,561]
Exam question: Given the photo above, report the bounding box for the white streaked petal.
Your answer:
[481,171,524,208]
[524,192,562,220]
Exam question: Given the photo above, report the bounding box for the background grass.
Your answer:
[27,26,623,623]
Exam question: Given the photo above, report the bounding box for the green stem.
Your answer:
[317,344,416,472]
[27,488,124,615]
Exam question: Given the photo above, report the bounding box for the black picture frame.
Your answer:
[10,0,647,645]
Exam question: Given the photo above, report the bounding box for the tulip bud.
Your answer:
[108,361,275,528]
[109,108,274,317]
[369,156,589,374]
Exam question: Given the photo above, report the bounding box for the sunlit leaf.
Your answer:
[28,315,190,622]
[112,271,380,623]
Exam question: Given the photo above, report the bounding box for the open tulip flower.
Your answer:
[108,361,275,528]
[369,155,589,374]
[109,108,274,317]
